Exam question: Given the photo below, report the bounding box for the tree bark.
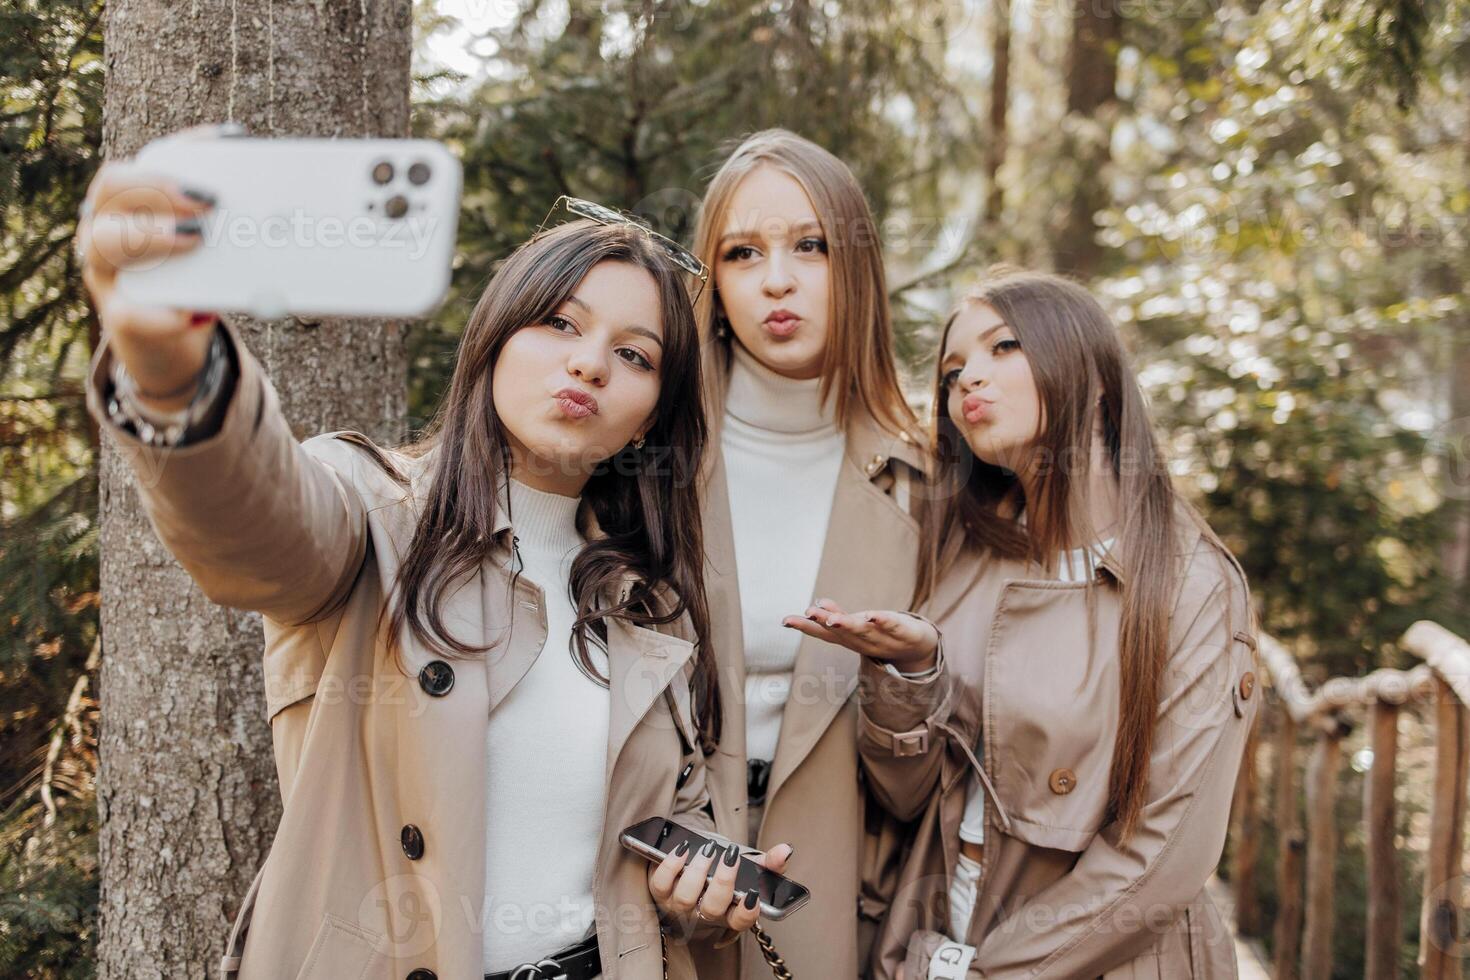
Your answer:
[1057,0,1122,278]
[1441,321,1470,587]
[984,0,1012,224]
[97,1,410,975]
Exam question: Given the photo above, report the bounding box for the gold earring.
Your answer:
[633,435,646,450]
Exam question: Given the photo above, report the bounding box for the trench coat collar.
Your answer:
[921,512,1214,627]
[922,540,1127,628]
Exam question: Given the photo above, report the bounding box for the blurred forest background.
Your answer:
[2,0,1467,974]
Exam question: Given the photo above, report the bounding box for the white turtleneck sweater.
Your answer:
[483,478,609,971]
[721,341,846,764]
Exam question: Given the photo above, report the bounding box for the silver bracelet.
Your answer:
[105,328,229,448]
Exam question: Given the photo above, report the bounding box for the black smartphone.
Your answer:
[619,817,810,920]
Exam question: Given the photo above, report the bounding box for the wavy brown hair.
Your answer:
[691,128,919,440]
[914,267,1246,840]
[359,219,719,750]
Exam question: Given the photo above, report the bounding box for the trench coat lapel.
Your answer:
[396,446,492,689]
[697,343,753,839]
[925,547,987,625]
[406,445,545,716]
[764,412,925,808]
[605,616,697,783]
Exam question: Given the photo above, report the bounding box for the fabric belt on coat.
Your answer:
[484,933,601,980]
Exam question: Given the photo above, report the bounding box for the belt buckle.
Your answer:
[747,758,772,807]
[509,959,567,980]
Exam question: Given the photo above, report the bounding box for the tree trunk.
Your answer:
[1057,0,1122,278]
[97,1,410,975]
[1450,120,1470,589]
[1441,320,1470,587]
[984,0,1012,224]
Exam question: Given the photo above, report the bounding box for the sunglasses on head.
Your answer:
[536,195,709,303]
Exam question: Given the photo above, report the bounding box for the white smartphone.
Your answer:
[619,817,811,921]
[116,134,463,319]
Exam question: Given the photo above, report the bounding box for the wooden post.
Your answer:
[1274,711,1304,980]
[1364,701,1401,980]
[1302,728,1342,980]
[1231,716,1263,936]
[1420,676,1470,980]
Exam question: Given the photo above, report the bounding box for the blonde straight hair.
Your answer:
[691,129,918,439]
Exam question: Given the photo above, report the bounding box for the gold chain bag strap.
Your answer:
[752,923,795,980]
[658,922,794,980]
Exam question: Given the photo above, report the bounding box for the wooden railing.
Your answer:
[1228,621,1470,980]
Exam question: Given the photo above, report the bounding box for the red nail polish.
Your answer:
[190,312,217,328]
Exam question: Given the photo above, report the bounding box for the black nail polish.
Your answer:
[181,186,217,207]
[743,890,759,909]
[702,841,719,857]
[723,844,740,866]
[175,218,203,236]
[674,840,690,857]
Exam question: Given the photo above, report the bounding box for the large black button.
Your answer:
[406,971,436,980]
[418,660,454,697]
[401,824,424,860]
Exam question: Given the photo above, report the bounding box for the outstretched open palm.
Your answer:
[782,598,940,673]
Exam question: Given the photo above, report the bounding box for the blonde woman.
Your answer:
[688,129,949,979]
[804,269,1259,978]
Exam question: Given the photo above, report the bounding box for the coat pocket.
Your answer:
[1182,892,1237,979]
[985,582,1121,852]
[219,862,269,979]
[293,913,387,980]
[1100,948,1164,980]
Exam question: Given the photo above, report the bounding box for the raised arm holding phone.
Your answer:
[77,124,790,980]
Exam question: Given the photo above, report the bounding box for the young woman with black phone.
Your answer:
[76,134,788,980]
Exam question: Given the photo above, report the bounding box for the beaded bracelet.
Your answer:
[104,327,230,448]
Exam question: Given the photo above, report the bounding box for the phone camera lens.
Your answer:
[371,161,394,185]
[385,195,409,219]
[407,161,431,185]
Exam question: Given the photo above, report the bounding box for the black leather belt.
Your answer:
[484,934,601,980]
[748,758,772,806]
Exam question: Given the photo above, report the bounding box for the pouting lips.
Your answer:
[553,387,599,418]
[763,309,801,337]
[961,394,994,424]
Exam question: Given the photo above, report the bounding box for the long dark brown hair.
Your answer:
[914,267,1245,840]
[691,129,920,441]
[361,219,719,750]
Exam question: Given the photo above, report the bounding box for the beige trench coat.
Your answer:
[86,322,735,980]
[693,344,950,980]
[861,510,1259,979]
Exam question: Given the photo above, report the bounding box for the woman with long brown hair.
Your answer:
[791,268,1259,978]
[76,140,782,980]
[687,129,949,980]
